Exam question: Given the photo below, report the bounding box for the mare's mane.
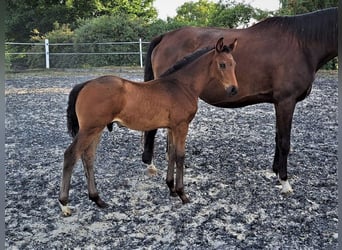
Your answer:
[251,7,337,46]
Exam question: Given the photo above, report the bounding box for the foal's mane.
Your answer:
[160,46,214,77]
[251,7,337,46]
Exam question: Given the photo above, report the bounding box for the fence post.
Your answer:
[45,39,50,69]
[139,38,143,68]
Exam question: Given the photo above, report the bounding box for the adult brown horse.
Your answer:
[59,38,238,216]
[142,8,338,194]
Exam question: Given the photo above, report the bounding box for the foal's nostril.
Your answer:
[227,86,238,96]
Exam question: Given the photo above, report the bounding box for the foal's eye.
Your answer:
[219,63,226,69]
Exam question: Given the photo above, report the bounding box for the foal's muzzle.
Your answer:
[226,85,238,96]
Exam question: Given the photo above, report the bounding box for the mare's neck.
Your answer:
[292,9,337,71]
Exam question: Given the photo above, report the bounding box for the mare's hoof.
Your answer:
[147,164,158,176]
[279,179,293,194]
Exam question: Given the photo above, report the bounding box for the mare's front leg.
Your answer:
[173,124,190,204]
[142,130,158,175]
[81,133,107,208]
[142,130,157,164]
[273,100,295,193]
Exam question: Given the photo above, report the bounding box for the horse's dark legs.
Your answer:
[173,124,190,203]
[59,139,80,216]
[166,130,177,197]
[81,134,107,208]
[165,126,190,203]
[143,130,158,175]
[142,129,157,165]
[273,100,295,193]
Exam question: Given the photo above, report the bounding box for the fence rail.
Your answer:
[5,39,149,68]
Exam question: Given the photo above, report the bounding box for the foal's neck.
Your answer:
[165,51,214,97]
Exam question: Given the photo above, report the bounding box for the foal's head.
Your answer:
[211,37,238,96]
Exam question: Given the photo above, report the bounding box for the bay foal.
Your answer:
[59,38,238,216]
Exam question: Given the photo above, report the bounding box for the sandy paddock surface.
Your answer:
[5,69,337,249]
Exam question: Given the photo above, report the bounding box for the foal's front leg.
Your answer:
[173,124,190,204]
[166,129,177,197]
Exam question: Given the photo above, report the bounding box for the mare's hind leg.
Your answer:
[273,100,295,193]
[166,129,177,197]
[81,133,107,208]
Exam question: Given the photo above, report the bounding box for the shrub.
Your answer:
[73,14,146,67]
[27,22,75,68]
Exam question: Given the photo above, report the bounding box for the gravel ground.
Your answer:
[5,69,337,249]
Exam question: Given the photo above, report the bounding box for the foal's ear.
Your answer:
[215,37,225,52]
[228,38,237,52]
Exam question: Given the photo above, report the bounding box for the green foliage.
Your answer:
[171,0,269,28]
[73,14,147,67]
[210,2,257,28]
[279,0,339,14]
[5,0,157,42]
[27,23,76,68]
[174,0,218,26]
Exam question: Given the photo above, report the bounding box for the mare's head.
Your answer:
[211,37,238,96]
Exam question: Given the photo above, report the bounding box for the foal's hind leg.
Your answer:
[59,129,103,216]
[59,138,82,216]
[81,133,107,208]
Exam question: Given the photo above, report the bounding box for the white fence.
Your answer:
[5,39,149,68]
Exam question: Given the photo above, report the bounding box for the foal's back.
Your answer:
[77,75,197,132]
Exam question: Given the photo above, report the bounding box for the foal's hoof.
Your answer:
[178,193,190,204]
[90,195,108,208]
[95,198,108,208]
[181,196,190,204]
[59,201,72,217]
[170,191,178,197]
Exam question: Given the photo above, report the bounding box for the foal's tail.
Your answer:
[144,34,164,82]
[66,82,87,138]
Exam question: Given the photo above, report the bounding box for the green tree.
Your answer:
[5,0,157,42]
[72,13,147,67]
[210,2,268,28]
[174,0,218,26]
[172,0,270,28]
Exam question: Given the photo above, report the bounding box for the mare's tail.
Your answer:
[144,34,164,81]
[67,82,87,138]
